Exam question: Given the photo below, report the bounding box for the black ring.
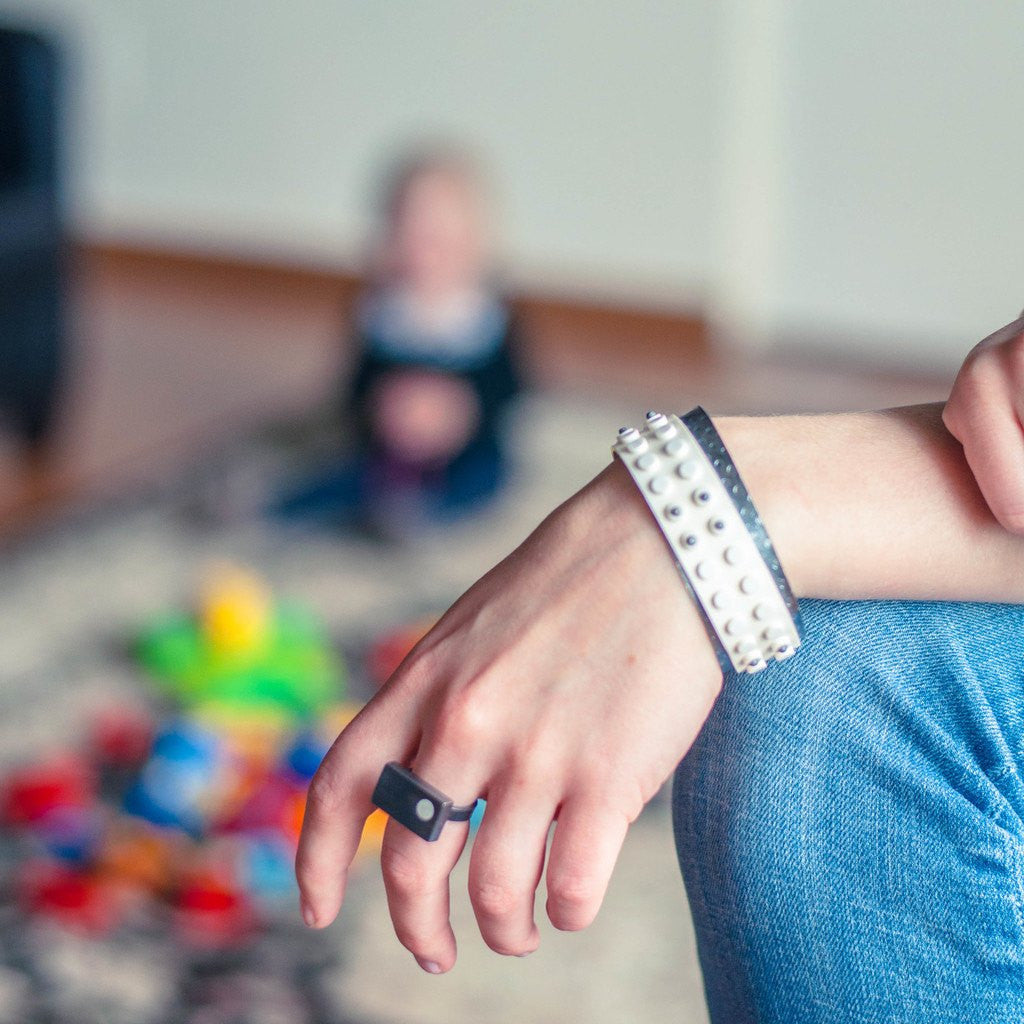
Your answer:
[371,762,480,842]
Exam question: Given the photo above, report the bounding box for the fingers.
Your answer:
[945,380,1024,534]
[381,811,468,973]
[545,796,630,932]
[296,709,415,929]
[945,319,1024,535]
[380,751,482,973]
[295,753,375,928]
[467,780,553,957]
[961,404,1024,530]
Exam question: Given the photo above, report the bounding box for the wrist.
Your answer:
[713,406,964,601]
[610,411,802,672]
[712,415,814,599]
[577,460,725,684]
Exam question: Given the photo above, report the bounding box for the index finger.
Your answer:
[296,710,416,928]
[954,393,1024,533]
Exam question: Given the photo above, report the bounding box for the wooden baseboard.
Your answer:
[77,240,710,373]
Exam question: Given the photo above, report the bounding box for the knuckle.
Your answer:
[434,685,495,755]
[968,350,1006,388]
[960,339,1003,379]
[1005,334,1024,378]
[546,874,595,929]
[306,766,346,817]
[953,362,991,404]
[391,921,434,957]
[380,844,428,898]
[379,660,429,706]
[394,644,438,690]
[472,877,520,920]
[502,755,551,798]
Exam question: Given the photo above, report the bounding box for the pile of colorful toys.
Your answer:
[0,566,389,948]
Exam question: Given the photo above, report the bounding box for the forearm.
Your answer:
[715,402,1024,603]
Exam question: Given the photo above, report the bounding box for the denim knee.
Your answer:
[674,598,1024,1024]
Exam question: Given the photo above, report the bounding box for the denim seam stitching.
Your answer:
[989,763,1018,783]
[1001,810,1024,944]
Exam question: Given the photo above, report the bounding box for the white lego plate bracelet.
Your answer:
[613,408,803,674]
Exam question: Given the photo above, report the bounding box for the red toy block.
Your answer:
[20,861,120,935]
[218,772,302,837]
[90,707,155,768]
[174,872,255,948]
[2,755,94,826]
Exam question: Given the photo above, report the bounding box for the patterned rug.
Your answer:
[0,393,708,1024]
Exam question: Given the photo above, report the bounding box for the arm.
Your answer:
[721,402,1024,602]
[296,397,1024,974]
[942,312,1024,535]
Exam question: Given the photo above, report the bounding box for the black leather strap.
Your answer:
[681,407,803,636]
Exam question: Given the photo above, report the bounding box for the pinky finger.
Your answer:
[544,798,630,933]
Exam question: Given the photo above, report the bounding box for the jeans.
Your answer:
[673,599,1024,1023]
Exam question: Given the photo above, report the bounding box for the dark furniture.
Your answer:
[0,25,64,449]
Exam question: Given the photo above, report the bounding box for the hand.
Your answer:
[371,370,481,464]
[295,460,723,971]
[943,313,1024,534]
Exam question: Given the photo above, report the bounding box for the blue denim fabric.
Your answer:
[673,599,1024,1023]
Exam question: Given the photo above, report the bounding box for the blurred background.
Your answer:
[0,2,1020,1022]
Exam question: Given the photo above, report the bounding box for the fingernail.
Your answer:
[301,899,317,928]
[416,957,443,975]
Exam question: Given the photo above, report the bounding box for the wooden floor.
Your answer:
[0,246,953,534]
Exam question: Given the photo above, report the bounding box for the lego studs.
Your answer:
[734,636,767,673]
[614,411,801,677]
[645,410,676,438]
[763,623,797,660]
[617,426,647,453]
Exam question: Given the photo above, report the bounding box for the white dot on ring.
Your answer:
[415,798,435,821]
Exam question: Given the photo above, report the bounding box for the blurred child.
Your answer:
[278,146,523,535]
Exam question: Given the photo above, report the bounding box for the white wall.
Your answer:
[2,0,718,308]
[4,0,1023,368]
[776,1,1024,365]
